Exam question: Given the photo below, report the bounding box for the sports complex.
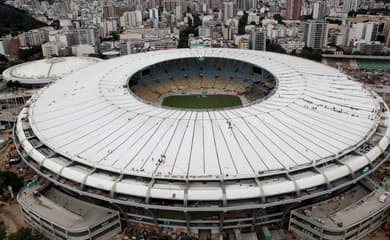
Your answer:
[13,48,390,239]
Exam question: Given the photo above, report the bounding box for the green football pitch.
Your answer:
[162,94,242,109]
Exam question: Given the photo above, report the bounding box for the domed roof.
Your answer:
[2,57,102,85]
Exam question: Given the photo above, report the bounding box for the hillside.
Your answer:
[0,3,47,37]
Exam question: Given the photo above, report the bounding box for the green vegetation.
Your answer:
[353,8,390,16]
[266,39,287,54]
[0,54,22,74]
[178,15,201,48]
[0,171,24,195]
[273,14,285,25]
[162,94,242,109]
[238,12,248,34]
[17,46,42,61]
[326,19,342,25]
[6,81,21,89]
[0,2,46,37]
[1,227,46,240]
[296,47,322,62]
[300,14,313,20]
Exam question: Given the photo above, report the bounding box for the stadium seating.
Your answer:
[128,58,276,104]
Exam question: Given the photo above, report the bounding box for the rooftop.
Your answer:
[18,185,118,230]
[294,183,390,229]
[25,48,383,180]
[2,57,102,85]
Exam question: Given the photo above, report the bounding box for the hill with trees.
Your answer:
[0,2,46,37]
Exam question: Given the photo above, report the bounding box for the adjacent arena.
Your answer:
[14,48,390,237]
[2,57,102,86]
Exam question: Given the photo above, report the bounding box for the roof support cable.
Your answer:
[286,173,300,197]
[220,178,227,207]
[313,167,331,189]
[254,177,266,203]
[184,179,189,207]
[80,167,96,191]
[110,174,123,199]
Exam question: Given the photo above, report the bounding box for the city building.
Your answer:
[120,10,143,28]
[350,22,379,43]
[18,183,122,240]
[304,20,328,49]
[286,0,302,20]
[75,27,100,46]
[343,0,359,12]
[250,27,266,50]
[312,1,326,20]
[235,0,257,10]
[289,182,390,240]
[0,38,10,56]
[223,1,234,20]
[352,40,384,55]
[41,42,59,57]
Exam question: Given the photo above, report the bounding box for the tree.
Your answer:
[111,32,120,41]
[300,14,313,20]
[326,19,342,25]
[238,11,248,35]
[348,10,356,17]
[297,47,322,62]
[0,171,24,195]
[193,14,202,28]
[178,16,199,48]
[8,228,46,240]
[0,228,6,240]
[0,54,7,63]
[6,81,21,89]
[178,28,191,48]
[273,14,285,25]
[0,2,47,37]
[266,39,287,54]
[17,46,42,61]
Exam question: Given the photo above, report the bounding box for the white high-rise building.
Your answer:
[349,22,378,42]
[41,42,59,57]
[0,38,10,56]
[250,27,266,51]
[176,6,183,20]
[75,27,99,46]
[223,1,234,20]
[149,8,159,20]
[364,22,378,42]
[303,20,328,49]
[120,10,143,28]
[343,0,359,12]
[312,1,326,19]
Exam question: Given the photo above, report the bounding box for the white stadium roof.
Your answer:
[3,57,102,85]
[25,48,385,179]
[16,48,390,201]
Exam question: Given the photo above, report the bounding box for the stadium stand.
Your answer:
[128,57,276,104]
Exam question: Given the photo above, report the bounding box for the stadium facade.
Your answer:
[14,48,390,238]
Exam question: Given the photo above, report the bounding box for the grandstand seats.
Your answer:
[128,57,276,104]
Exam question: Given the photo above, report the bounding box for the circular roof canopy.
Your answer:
[28,48,381,180]
[2,57,102,85]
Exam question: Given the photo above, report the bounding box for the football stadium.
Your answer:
[13,48,390,239]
